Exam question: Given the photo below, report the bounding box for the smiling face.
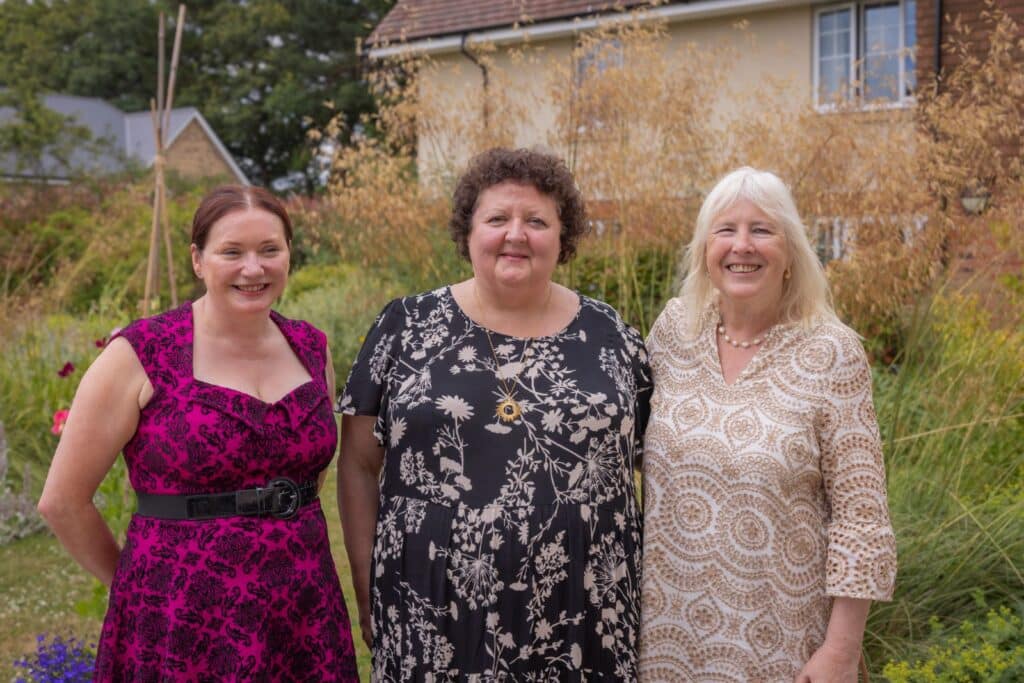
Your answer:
[190,208,290,314]
[467,180,562,292]
[705,198,790,312]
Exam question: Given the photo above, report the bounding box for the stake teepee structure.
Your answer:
[142,4,186,315]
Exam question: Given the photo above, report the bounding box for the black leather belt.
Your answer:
[136,478,317,521]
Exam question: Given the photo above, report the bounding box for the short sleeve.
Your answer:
[627,325,652,470]
[336,298,404,446]
[818,328,897,601]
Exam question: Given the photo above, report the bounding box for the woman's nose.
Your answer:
[731,228,754,251]
[505,218,527,241]
[241,253,265,273]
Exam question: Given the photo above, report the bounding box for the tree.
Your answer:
[0,0,395,190]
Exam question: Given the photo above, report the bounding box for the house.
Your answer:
[0,94,248,184]
[365,1,927,174]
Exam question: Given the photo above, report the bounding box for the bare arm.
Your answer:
[319,348,337,492]
[37,337,148,586]
[795,597,870,683]
[337,413,384,649]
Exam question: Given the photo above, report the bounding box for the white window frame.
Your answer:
[813,0,917,111]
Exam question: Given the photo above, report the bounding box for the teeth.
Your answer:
[236,284,266,292]
[727,264,758,273]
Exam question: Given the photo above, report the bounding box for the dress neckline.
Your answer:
[185,300,316,406]
[444,285,583,341]
[700,305,792,387]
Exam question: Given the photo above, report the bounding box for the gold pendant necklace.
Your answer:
[482,329,529,423]
[473,283,551,423]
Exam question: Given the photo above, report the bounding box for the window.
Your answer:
[575,38,624,88]
[814,1,916,108]
[573,38,624,138]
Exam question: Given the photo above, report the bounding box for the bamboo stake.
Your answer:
[157,13,165,140]
[159,5,186,308]
[162,5,186,138]
[143,98,162,314]
[160,173,178,306]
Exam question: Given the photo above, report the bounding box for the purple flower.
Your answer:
[57,362,75,378]
[14,634,95,682]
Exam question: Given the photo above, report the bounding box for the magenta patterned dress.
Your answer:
[95,302,358,682]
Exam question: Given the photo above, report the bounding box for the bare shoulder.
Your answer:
[84,337,151,408]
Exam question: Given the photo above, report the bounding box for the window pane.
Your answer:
[837,8,851,31]
[865,53,899,100]
[820,31,835,58]
[821,57,850,103]
[821,11,835,33]
[818,8,852,102]
[864,3,900,101]
[905,0,917,94]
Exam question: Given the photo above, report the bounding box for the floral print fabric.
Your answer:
[95,302,358,682]
[638,299,897,682]
[340,287,651,681]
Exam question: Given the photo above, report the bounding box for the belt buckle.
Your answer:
[267,477,301,520]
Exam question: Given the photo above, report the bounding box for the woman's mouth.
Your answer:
[233,284,269,293]
[726,264,760,273]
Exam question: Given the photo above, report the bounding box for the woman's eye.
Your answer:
[529,217,548,228]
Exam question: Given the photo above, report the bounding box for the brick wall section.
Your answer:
[917,1,1024,83]
[916,3,1024,315]
[164,120,235,181]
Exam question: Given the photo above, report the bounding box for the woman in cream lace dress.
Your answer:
[639,168,896,682]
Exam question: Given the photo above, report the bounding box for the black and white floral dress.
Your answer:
[339,286,651,682]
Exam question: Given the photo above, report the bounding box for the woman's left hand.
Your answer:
[794,639,860,682]
[795,597,871,682]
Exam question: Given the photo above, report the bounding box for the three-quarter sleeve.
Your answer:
[336,298,404,446]
[818,328,897,601]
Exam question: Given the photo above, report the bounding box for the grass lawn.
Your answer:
[0,465,372,681]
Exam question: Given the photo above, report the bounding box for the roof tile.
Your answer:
[369,0,659,45]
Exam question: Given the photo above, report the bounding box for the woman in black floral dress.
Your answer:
[338,148,651,681]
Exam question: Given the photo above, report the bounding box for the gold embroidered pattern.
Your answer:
[638,298,897,682]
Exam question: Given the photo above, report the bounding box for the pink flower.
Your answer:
[51,409,70,435]
[57,362,75,377]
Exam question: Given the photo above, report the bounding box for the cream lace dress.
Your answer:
[638,298,897,682]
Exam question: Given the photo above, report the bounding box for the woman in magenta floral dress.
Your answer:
[39,186,358,682]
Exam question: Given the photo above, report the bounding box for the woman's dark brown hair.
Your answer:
[449,148,589,264]
[191,185,293,249]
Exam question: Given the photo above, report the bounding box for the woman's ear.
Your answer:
[190,243,202,279]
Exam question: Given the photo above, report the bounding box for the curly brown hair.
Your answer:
[449,148,589,264]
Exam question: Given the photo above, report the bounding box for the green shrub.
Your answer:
[883,604,1024,682]
[0,310,128,490]
[866,292,1024,671]
[563,244,677,336]
[278,264,404,382]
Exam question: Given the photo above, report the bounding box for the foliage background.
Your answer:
[1,3,1022,681]
[0,0,396,188]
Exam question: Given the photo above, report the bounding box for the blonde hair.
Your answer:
[677,167,837,335]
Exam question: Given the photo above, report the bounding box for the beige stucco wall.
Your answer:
[412,5,819,181]
[164,120,236,181]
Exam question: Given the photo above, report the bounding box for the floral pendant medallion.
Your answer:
[496,396,522,423]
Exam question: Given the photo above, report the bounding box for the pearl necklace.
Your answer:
[717,322,766,349]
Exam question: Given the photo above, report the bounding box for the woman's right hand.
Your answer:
[37,337,148,585]
[358,602,373,649]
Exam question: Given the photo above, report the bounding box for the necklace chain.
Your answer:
[717,321,768,349]
[473,283,551,423]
